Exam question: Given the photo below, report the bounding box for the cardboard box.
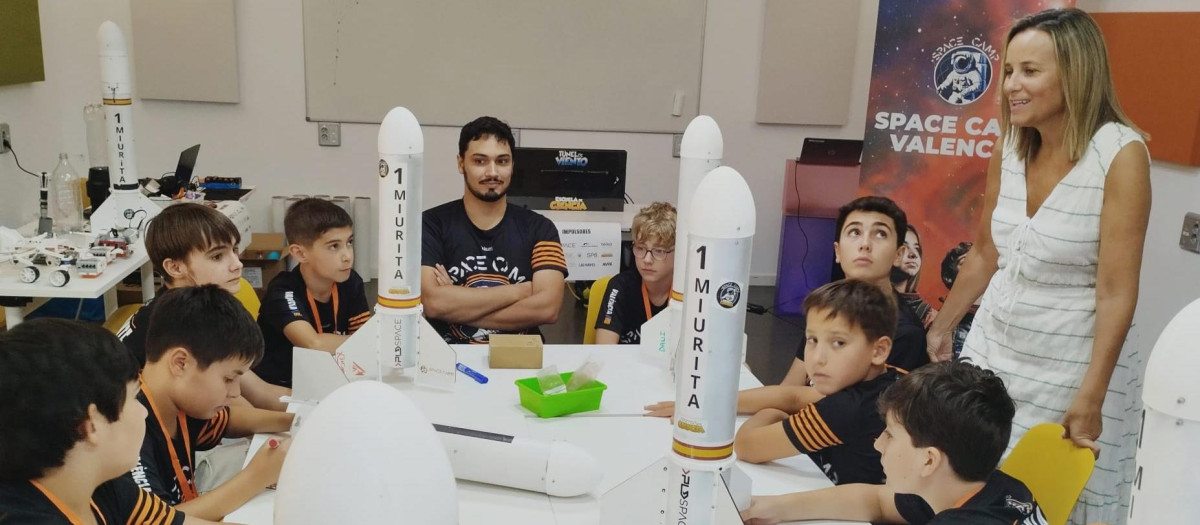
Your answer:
[241,232,288,298]
[488,334,544,369]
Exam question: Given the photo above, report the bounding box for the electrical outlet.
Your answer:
[1180,212,1200,253]
[0,123,10,154]
[512,129,521,147]
[318,122,341,146]
[672,133,683,158]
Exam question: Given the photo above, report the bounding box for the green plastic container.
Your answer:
[515,372,607,418]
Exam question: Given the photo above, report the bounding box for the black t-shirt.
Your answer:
[255,267,371,387]
[594,269,668,344]
[422,200,568,344]
[778,368,902,485]
[116,294,158,368]
[795,291,930,372]
[895,470,1047,524]
[125,386,231,506]
[0,476,183,524]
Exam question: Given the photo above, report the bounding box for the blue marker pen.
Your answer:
[456,362,489,384]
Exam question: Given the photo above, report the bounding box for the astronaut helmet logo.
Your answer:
[379,159,389,178]
[933,45,992,106]
[717,282,741,309]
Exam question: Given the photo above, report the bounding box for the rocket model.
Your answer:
[666,166,756,525]
[435,424,602,497]
[93,21,160,235]
[1129,298,1200,524]
[665,117,723,368]
[335,107,456,385]
[375,107,425,371]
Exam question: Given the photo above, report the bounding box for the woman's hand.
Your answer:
[1061,394,1103,458]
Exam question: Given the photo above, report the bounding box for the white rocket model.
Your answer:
[1129,299,1200,524]
[336,107,455,386]
[276,381,458,525]
[666,166,756,524]
[642,116,723,366]
[93,21,160,235]
[435,424,602,497]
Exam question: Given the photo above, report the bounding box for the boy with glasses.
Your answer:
[594,202,676,344]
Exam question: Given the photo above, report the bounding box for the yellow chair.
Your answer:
[1000,423,1095,525]
[233,277,261,319]
[103,304,142,334]
[582,275,613,344]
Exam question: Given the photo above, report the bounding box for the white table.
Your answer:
[0,235,153,328]
[227,345,863,525]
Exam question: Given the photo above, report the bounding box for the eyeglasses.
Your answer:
[633,245,674,261]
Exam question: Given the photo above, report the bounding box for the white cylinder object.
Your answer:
[271,195,288,234]
[436,424,602,497]
[274,382,457,525]
[353,196,372,281]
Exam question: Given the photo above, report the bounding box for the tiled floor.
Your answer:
[367,280,802,386]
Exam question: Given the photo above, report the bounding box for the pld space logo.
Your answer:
[933,44,993,105]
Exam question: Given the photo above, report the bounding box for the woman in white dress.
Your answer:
[927,8,1150,524]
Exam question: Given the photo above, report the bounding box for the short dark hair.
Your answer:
[145,285,264,368]
[146,202,241,285]
[835,196,908,249]
[284,198,353,247]
[802,279,897,343]
[941,241,973,289]
[878,360,1016,481]
[458,116,516,157]
[0,319,139,482]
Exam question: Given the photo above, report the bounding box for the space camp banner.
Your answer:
[859,0,1072,308]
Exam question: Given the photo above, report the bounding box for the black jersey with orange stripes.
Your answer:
[255,266,371,387]
[595,269,667,344]
[895,470,1047,524]
[0,475,183,525]
[422,200,568,344]
[124,390,231,506]
[779,368,902,485]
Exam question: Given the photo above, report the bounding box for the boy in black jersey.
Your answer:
[130,286,294,521]
[256,198,371,387]
[422,116,568,344]
[0,319,201,525]
[594,202,676,344]
[118,202,289,411]
[732,280,903,485]
[740,361,1047,525]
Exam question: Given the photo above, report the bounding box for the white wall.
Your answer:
[0,0,879,285]
[1075,0,1200,359]
[3,1,1193,352]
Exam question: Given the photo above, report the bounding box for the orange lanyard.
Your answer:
[29,480,105,525]
[306,286,340,334]
[138,378,198,502]
[641,282,653,321]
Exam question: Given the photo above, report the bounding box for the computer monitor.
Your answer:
[507,147,626,212]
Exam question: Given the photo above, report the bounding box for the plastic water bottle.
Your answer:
[51,153,84,232]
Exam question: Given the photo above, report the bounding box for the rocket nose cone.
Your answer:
[378,107,424,155]
[679,115,723,159]
[97,21,128,56]
[690,166,756,238]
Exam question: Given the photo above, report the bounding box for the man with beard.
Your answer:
[421,116,568,344]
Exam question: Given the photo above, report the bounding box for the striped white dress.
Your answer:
[961,122,1147,525]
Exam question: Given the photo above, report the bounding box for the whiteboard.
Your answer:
[301,0,707,132]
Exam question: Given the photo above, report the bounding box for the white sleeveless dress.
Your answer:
[961,122,1147,525]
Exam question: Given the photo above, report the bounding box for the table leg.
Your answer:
[141,261,155,302]
[5,305,23,329]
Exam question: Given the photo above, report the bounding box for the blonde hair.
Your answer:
[631,201,677,248]
[1001,8,1145,162]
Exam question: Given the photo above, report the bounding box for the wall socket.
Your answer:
[672,133,683,158]
[0,123,10,154]
[318,122,341,146]
[1180,212,1200,253]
